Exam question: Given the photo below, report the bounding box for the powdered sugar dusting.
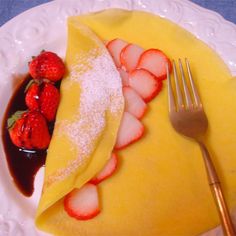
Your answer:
[67,47,123,154]
[45,47,124,186]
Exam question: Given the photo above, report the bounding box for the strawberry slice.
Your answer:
[115,112,144,150]
[129,69,163,102]
[120,43,144,72]
[90,153,118,185]
[118,68,129,86]
[106,39,128,68]
[123,87,147,119]
[64,183,100,220]
[137,49,171,80]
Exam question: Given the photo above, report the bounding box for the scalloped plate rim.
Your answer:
[0,0,236,236]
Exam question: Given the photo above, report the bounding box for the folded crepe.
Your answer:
[36,9,236,236]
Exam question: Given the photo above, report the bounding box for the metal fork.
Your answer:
[167,59,236,236]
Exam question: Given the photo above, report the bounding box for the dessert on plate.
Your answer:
[2,9,236,236]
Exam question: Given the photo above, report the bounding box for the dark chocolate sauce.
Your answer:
[2,75,58,197]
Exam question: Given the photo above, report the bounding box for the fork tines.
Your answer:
[167,59,202,112]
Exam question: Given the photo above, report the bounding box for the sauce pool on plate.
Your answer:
[2,75,57,197]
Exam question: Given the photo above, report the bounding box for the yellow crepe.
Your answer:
[36,9,236,236]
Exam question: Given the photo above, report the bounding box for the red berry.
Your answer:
[25,82,40,110]
[25,81,60,121]
[7,112,26,148]
[106,39,128,68]
[8,110,51,150]
[118,68,129,86]
[129,69,163,102]
[115,112,144,150]
[123,86,147,119]
[64,184,100,220]
[90,153,118,185]
[137,49,171,80]
[120,43,144,72]
[29,51,65,82]
[40,83,60,122]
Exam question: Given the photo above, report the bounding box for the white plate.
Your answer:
[0,0,236,235]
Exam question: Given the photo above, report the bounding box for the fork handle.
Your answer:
[199,142,236,236]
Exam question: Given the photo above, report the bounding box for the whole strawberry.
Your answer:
[8,110,51,150]
[40,83,60,121]
[29,51,65,82]
[25,81,60,121]
[25,82,40,110]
